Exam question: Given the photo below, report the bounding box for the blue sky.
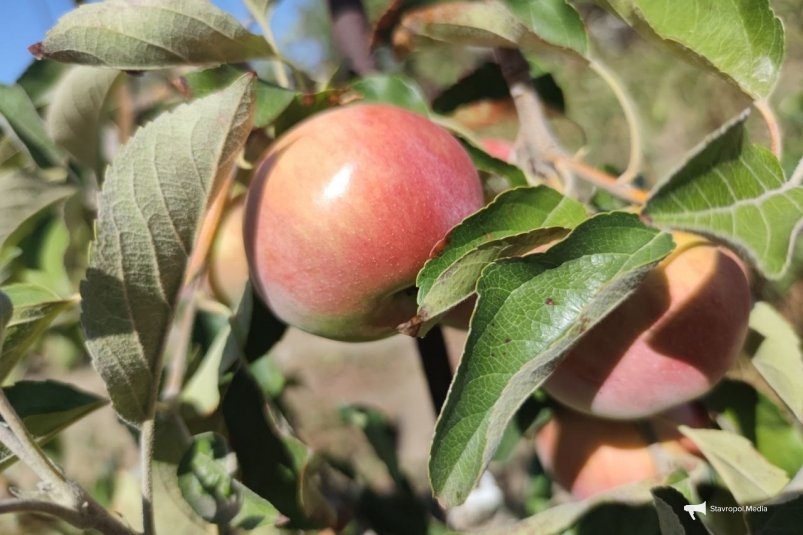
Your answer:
[0,0,311,84]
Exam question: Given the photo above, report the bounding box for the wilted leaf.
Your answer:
[0,170,74,249]
[430,212,673,505]
[35,0,274,70]
[605,0,783,99]
[351,74,430,115]
[643,112,803,279]
[680,427,789,504]
[0,284,74,382]
[400,0,587,61]
[45,66,121,168]
[182,66,296,129]
[178,433,280,529]
[0,380,106,471]
[80,75,254,426]
[416,186,586,323]
[747,302,803,422]
[0,85,65,168]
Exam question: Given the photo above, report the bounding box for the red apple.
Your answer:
[543,233,751,419]
[244,104,485,341]
[534,404,708,499]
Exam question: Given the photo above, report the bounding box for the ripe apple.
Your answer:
[534,404,708,499]
[244,103,485,341]
[208,194,248,307]
[543,232,751,419]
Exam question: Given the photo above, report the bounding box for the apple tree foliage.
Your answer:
[0,0,802,533]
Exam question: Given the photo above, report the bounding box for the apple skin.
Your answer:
[534,404,708,499]
[244,104,485,342]
[543,233,751,419]
[208,194,248,307]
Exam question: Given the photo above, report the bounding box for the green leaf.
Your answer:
[35,0,274,70]
[0,170,74,250]
[746,492,803,534]
[180,323,229,417]
[416,186,587,323]
[400,0,588,61]
[0,380,106,471]
[0,284,74,383]
[178,432,280,529]
[651,486,710,535]
[643,112,803,279]
[0,85,65,168]
[222,368,312,526]
[498,481,655,534]
[680,427,789,504]
[705,380,803,479]
[504,0,588,57]
[605,0,783,99]
[183,66,296,129]
[430,212,674,506]
[80,74,254,426]
[747,302,803,422]
[460,138,527,188]
[351,74,430,115]
[45,66,121,168]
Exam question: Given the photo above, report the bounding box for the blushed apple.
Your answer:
[208,194,248,307]
[535,403,708,499]
[244,104,485,341]
[543,233,751,419]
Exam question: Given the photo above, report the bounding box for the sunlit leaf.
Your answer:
[351,74,430,115]
[182,65,296,129]
[747,302,803,422]
[45,66,121,168]
[178,433,280,529]
[605,0,783,99]
[504,0,588,56]
[80,75,254,426]
[0,380,106,471]
[0,284,74,382]
[430,212,673,505]
[680,427,789,504]
[34,0,274,70]
[0,170,74,249]
[415,186,586,324]
[400,0,587,60]
[0,85,65,168]
[644,112,803,279]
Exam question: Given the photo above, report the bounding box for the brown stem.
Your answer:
[415,326,453,415]
[328,0,377,75]
[0,496,136,535]
[549,153,649,205]
[494,48,575,192]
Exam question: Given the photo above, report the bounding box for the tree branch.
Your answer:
[328,0,377,75]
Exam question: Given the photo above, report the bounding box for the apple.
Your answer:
[480,138,515,161]
[534,404,708,499]
[543,232,751,419]
[244,103,485,341]
[208,194,248,307]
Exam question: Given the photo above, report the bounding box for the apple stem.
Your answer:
[754,99,782,159]
[416,325,453,415]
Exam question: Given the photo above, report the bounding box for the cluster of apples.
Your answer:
[208,103,752,500]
